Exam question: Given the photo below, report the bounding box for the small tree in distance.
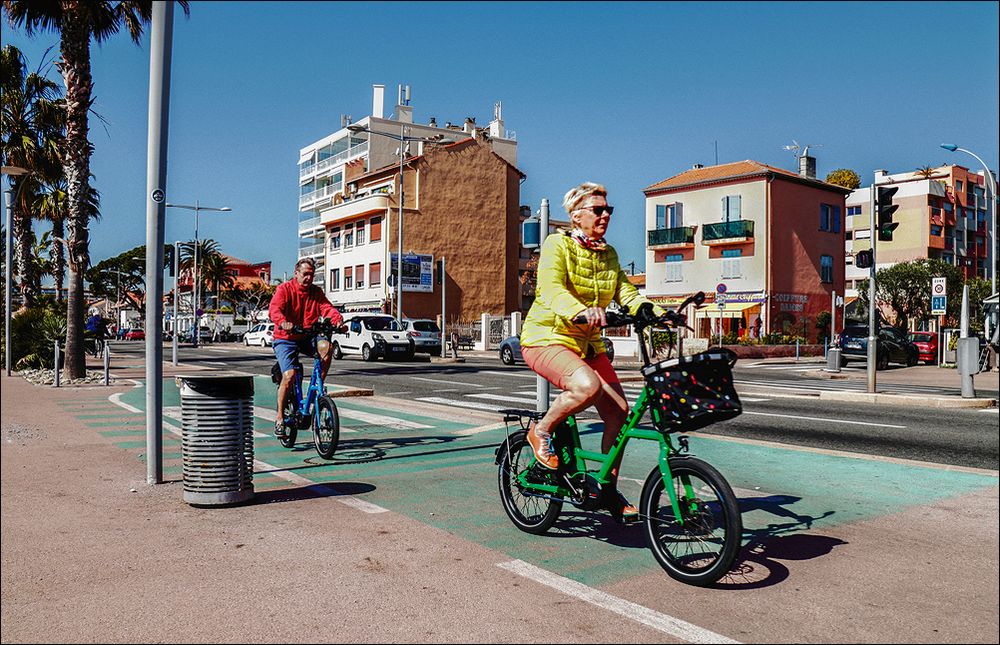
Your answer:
[825,168,861,189]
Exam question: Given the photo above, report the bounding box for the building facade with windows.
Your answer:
[844,164,995,301]
[297,85,521,320]
[644,160,849,342]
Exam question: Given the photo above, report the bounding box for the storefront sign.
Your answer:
[390,253,434,293]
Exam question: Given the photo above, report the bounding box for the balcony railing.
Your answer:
[702,219,754,242]
[299,182,343,209]
[298,243,325,257]
[648,226,695,247]
[298,215,322,231]
[299,142,369,179]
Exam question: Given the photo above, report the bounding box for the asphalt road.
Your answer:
[113,341,999,470]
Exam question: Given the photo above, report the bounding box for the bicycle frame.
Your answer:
[289,354,325,425]
[514,385,694,525]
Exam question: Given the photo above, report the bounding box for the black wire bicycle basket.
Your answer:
[641,348,742,433]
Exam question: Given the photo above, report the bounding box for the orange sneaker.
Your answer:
[526,426,558,470]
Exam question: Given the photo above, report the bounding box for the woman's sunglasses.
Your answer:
[583,205,614,217]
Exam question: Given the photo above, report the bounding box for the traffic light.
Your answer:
[855,249,873,269]
[165,246,174,276]
[876,186,899,242]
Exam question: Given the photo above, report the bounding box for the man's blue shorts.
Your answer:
[272,338,317,374]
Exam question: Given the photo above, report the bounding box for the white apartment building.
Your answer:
[297,84,518,311]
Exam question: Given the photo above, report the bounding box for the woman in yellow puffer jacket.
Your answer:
[520,182,663,519]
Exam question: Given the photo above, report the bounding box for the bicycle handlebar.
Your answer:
[288,317,346,337]
[571,291,705,331]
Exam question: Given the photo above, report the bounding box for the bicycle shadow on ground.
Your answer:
[257,433,496,471]
[712,494,843,590]
[252,481,376,505]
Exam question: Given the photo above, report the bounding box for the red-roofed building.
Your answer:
[644,159,850,342]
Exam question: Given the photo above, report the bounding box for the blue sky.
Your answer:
[4,1,998,279]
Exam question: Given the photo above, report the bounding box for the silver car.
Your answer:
[402,319,442,356]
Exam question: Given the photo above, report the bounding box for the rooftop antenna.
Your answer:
[783,140,823,166]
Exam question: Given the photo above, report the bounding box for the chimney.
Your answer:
[372,84,385,119]
[429,116,437,127]
[463,117,476,134]
[394,83,413,123]
[488,101,504,139]
[692,163,704,170]
[799,154,816,179]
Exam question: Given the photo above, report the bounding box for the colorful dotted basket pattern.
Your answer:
[642,350,742,433]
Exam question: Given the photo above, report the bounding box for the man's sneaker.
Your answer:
[274,420,287,439]
[526,425,558,470]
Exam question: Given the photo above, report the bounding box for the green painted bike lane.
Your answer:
[95,377,997,589]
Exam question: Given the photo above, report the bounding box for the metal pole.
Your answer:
[103,342,110,386]
[867,182,878,393]
[397,122,404,324]
[145,0,173,485]
[53,341,60,387]
[536,198,550,413]
[959,284,975,398]
[193,202,200,348]
[831,290,837,342]
[4,189,12,376]
[172,241,179,365]
[440,256,446,359]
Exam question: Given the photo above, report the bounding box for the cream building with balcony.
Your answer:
[297,84,521,316]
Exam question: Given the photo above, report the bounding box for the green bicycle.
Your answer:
[495,292,744,586]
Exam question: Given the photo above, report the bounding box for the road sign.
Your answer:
[931,277,947,315]
[716,283,727,294]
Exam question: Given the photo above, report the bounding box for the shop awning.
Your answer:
[695,302,759,319]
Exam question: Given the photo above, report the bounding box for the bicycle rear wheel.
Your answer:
[641,457,742,586]
[313,396,340,459]
[497,433,562,534]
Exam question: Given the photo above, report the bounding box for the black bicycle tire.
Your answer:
[313,396,340,459]
[497,434,562,534]
[640,457,742,586]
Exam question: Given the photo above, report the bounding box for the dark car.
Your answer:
[838,325,918,369]
[908,331,939,365]
[499,335,615,366]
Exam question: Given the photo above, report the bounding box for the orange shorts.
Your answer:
[520,344,620,391]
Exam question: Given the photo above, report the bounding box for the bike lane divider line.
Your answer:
[416,396,514,413]
[497,560,741,644]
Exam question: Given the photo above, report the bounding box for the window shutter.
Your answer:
[673,203,683,228]
[656,205,666,229]
[370,216,382,241]
[832,206,841,233]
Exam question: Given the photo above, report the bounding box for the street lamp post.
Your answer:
[346,123,444,323]
[165,201,231,347]
[940,143,998,296]
[2,165,29,377]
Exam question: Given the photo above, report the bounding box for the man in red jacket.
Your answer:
[268,258,343,437]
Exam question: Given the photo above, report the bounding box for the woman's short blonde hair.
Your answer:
[562,182,607,214]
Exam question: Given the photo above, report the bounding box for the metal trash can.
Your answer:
[177,373,255,506]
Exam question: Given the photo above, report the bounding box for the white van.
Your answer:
[332,314,414,361]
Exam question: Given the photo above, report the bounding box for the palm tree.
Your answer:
[199,251,236,312]
[0,43,63,307]
[34,177,100,302]
[3,0,190,378]
[914,165,939,179]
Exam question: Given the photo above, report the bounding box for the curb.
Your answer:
[819,390,997,408]
[329,387,374,398]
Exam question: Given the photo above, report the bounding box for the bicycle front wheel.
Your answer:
[313,396,340,459]
[279,398,298,449]
[641,457,742,586]
[497,433,562,534]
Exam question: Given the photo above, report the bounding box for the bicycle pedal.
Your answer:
[622,512,641,525]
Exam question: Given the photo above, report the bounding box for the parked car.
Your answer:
[331,314,414,361]
[499,335,615,366]
[908,331,939,365]
[123,328,145,341]
[243,322,275,347]
[401,318,442,356]
[838,325,918,369]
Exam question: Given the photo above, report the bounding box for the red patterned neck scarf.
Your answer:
[569,228,608,251]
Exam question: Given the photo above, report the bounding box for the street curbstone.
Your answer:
[819,390,996,408]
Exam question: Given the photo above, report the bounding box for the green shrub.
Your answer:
[11,304,67,369]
